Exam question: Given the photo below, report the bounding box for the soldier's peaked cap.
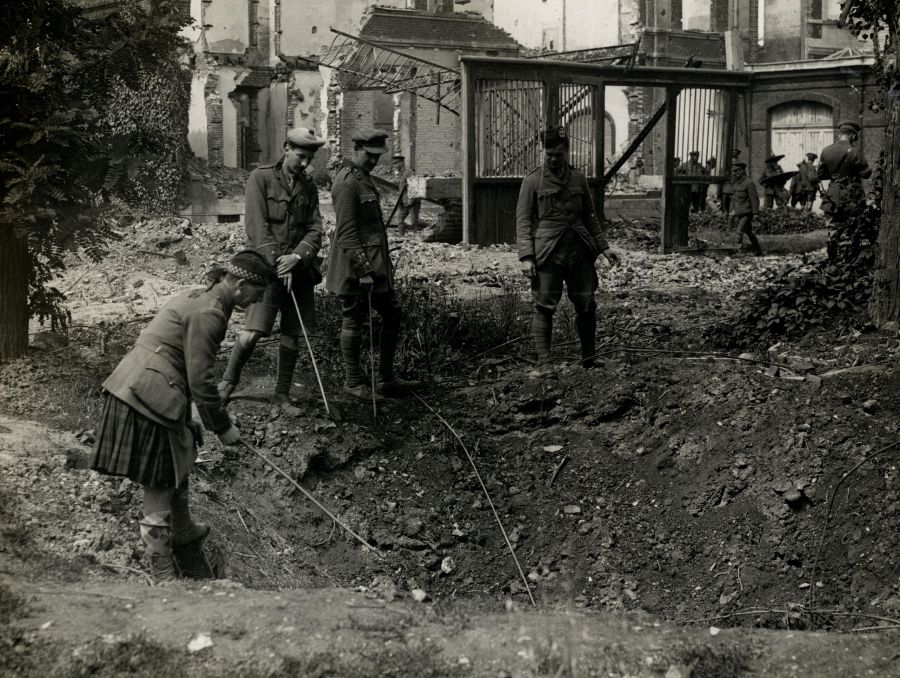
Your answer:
[352,129,390,154]
[765,154,785,163]
[286,127,325,149]
[732,161,747,169]
[838,120,861,133]
[540,126,569,148]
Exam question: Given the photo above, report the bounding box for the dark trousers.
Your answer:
[731,214,762,254]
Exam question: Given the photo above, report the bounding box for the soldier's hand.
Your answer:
[601,248,621,267]
[520,257,536,279]
[276,253,302,275]
[359,274,375,290]
[189,419,205,448]
[217,425,242,447]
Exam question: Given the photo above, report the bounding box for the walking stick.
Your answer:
[289,287,331,416]
[367,286,377,421]
[239,440,381,558]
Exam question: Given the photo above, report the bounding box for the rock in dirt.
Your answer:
[862,399,880,414]
[187,633,213,653]
[441,556,456,574]
[403,518,424,537]
[563,505,582,515]
[411,588,429,602]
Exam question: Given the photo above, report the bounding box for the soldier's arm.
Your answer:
[749,183,760,215]
[515,175,537,261]
[244,171,280,266]
[579,175,609,253]
[816,162,831,181]
[855,150,872,179]
[183,308,232,433]
[332,174,373,278]
[291,182,323,266]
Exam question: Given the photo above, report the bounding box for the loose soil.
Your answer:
[2,183,900,676]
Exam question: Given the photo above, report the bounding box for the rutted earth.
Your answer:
[2,186,900,676]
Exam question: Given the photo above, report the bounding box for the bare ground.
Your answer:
[2,193,900,676]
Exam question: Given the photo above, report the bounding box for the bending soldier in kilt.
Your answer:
[326,130,419,402]
[516,126,619,370]
[218,128,326,416]
[91,251,276,581]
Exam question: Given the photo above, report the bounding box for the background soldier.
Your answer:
[218,128,325,417]
[516,125,619,370]
[789,152,820,210]
[759,154,789,209]
[91,251,275,580]
[818,120,871,223]
[676,150,709,212]
[392,154,421,235]
[729,161,762,255]
[327,130,419,403]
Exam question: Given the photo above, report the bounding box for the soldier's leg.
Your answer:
[740,215,762,255]
[219,285,280,401]
[340,295,385,402]
[373,291,419,395]
[763,194,773,210]
[532,261,565,364]
[566,260,600,368]
[272,281,315,415]
[171,477,214,579]
[141,486,177,582]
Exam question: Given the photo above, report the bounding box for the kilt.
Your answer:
[91,392,177,488]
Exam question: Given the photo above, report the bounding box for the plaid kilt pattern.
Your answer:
[91,393,177,488]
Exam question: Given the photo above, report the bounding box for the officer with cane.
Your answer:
[218,127,326,416]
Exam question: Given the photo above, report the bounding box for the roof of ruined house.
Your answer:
[359,8,521,53]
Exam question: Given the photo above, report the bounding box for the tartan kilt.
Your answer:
[91,392,177,488]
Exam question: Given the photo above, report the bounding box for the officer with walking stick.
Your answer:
[218,127,326,416]
[326,129,419,405]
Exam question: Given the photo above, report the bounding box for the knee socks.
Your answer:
[575,311,596,364]
[532,311,553,362]
[275,344,299,397]
[340,328,364,387]
[222,336,254,387]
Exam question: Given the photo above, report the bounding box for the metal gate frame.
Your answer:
[460,56,751,252]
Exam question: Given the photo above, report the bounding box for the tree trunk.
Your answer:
[0,228,29,360]
[870,98,900,325]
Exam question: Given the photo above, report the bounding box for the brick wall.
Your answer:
[748,66,886,194]
[205,72,224,166]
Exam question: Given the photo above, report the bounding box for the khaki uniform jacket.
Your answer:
[817,140,871,218]
[245,159,323,283]
[102,285,234,485]
[796,160,819,192]
[326,159,393,296]
[729,177,759,216]
[515,164,608,267]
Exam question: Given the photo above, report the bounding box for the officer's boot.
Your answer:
[340,322,384,403]
[272,341,302,416]
[575,310,597,368]
[171,479,214,579]
[747,232,763,256]
[532,309,556,377]
[139,511,177,582]
[376,329,420,396]
[218,335,254,403]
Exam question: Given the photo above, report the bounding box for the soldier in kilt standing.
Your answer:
[90,251,276,581]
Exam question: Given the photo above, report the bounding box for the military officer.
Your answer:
[218,127,326,416]
[729,161,762,255]
[759,154,789,209]
[326,129,419,402]
[91,251,276,580]
[676,150,709,212]
[817,120,871,222]
[516,125,619,370]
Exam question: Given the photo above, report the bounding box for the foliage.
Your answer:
[315,276,531,382]
[689,208,827,235]
[0,0,191,333]
[706,160,884,348]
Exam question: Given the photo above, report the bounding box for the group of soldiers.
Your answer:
[88,116,871,582]
[707,120,871,255]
